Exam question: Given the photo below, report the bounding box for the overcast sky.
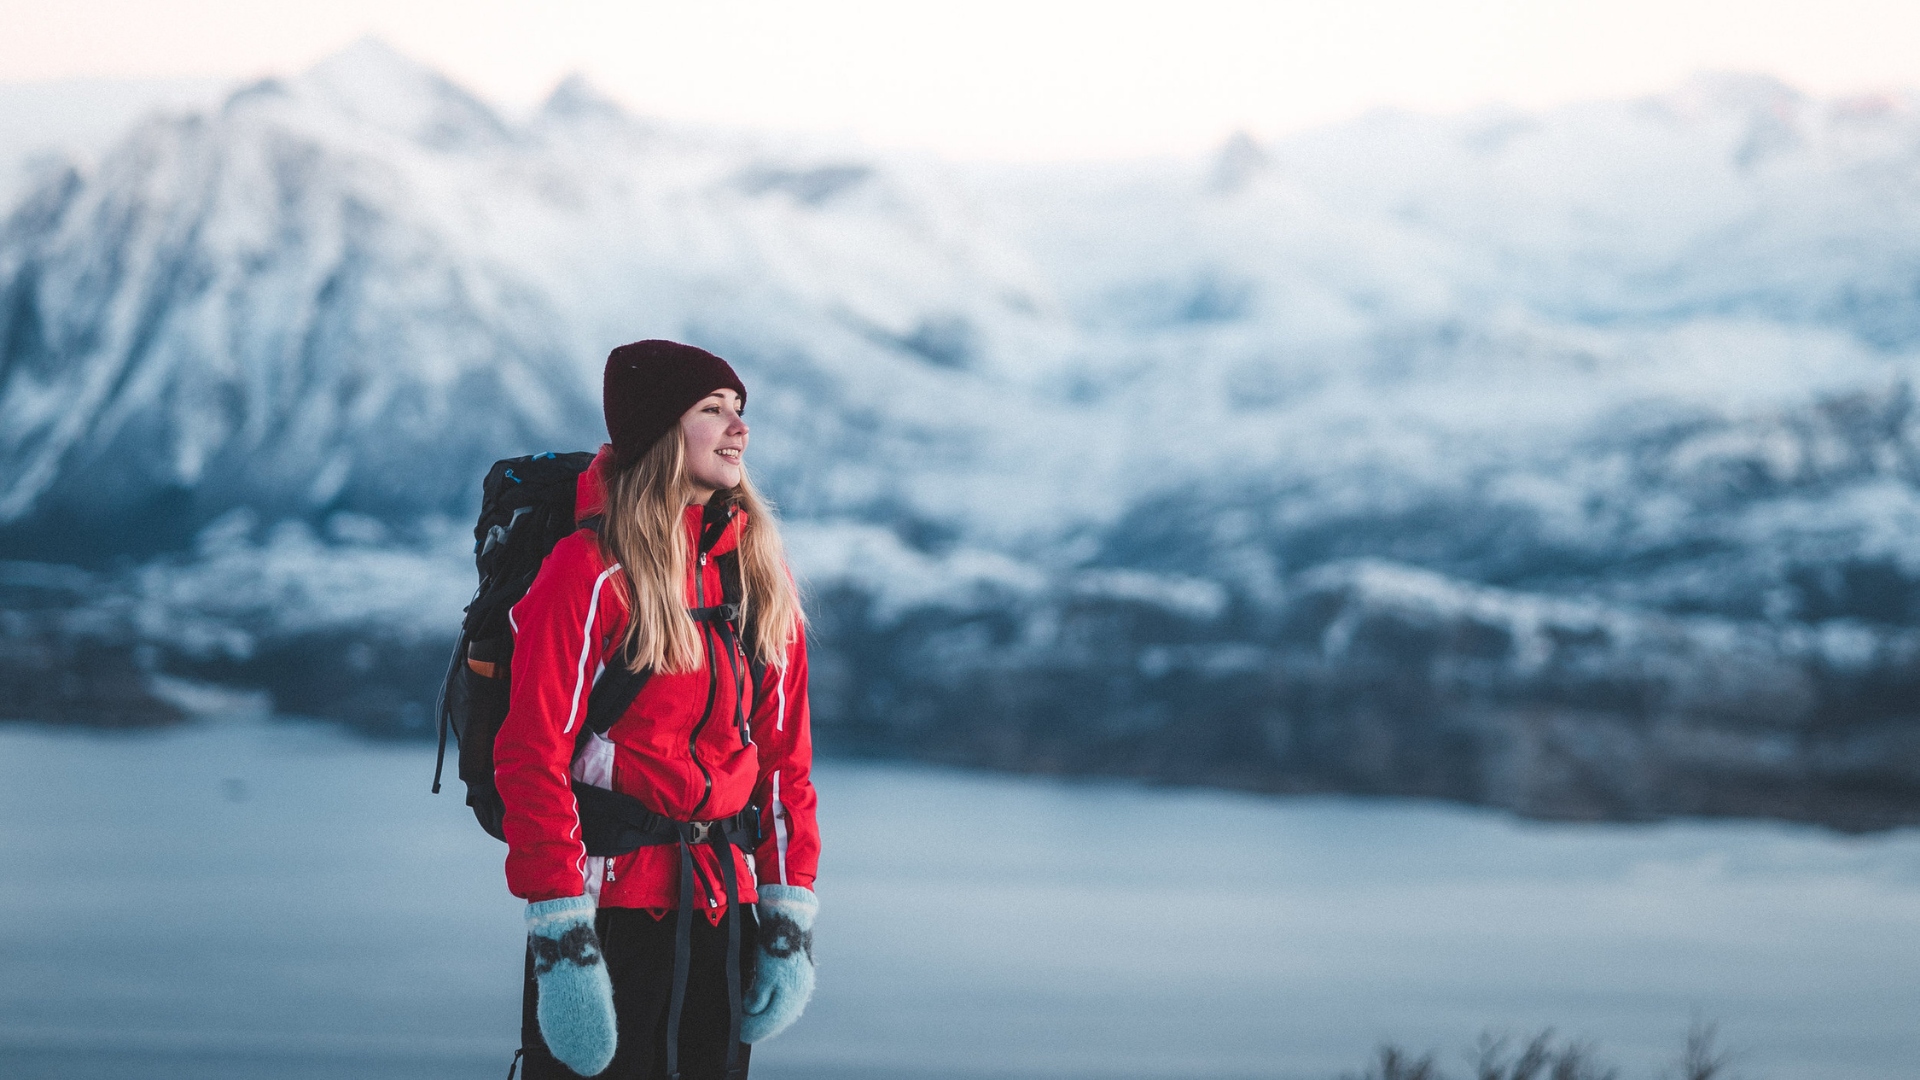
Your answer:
[2,0,1916,159]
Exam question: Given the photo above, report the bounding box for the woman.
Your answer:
[494,340,820,1079]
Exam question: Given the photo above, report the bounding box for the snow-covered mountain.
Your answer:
[7,44,1920,828]
[0,40,1071,550]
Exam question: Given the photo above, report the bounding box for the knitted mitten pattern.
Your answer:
[742,884,817,1043]
[526,895,617,1076]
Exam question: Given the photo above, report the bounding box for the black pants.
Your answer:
[520,904,758,1080]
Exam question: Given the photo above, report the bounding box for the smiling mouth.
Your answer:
[717,448,741,462]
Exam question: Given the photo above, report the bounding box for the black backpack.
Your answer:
[430,450,758,851]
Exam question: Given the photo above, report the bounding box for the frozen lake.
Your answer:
[0,719,1915,1080]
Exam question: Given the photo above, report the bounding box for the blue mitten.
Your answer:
[526,895,617,1076]
[743,884,817,1043]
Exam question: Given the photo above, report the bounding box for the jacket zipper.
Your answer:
[687,550,718,817]
[605,754,619,883]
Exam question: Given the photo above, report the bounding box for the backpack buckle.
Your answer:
[684,820,712,844]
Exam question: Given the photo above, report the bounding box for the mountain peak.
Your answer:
[303,37,436,92]
[539,73,632,125]
[296,37,510,151]
[1211,129,1270,193]
[1663,70,1808,120]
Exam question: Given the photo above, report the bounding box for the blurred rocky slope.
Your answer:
[5,45,1920,827]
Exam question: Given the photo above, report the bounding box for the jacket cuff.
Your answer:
[755,884,817,922]
[526,893,595,935]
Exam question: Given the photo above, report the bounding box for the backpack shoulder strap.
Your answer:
[576,517,647,738]
[714,552,754,649]
[712,550,770,719]
[715,550,742,606]
[583,653,650,739]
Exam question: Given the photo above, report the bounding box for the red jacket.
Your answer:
[493,446,819,912]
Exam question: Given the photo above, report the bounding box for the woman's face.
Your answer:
[679,389,748,502]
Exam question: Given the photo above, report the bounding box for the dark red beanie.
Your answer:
[603,340,747,467]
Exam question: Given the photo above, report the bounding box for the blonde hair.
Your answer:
[598,428,805,674]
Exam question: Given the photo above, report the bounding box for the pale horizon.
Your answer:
[3,0,1919,161]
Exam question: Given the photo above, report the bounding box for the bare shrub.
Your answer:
[1674,1020,1736,1080]
[1344,1044,1443,1080]
[1340,1023,1743,1080]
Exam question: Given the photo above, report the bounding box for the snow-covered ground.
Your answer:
[1,720,1914,1080]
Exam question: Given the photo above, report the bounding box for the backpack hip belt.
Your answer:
[570,780,760,857]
